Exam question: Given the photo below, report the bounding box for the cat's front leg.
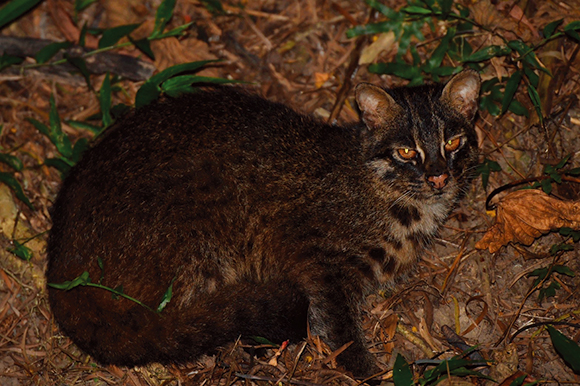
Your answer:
[301,265,380,378]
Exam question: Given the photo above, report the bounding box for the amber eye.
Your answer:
[444,137,462,152]
[397,148,417,160]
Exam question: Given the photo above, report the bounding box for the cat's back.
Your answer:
[47,87,361,286]
[72,87,356,186]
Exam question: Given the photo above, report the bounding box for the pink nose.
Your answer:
[427,174,449,189]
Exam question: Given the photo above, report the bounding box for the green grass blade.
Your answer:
[0,153,23,171]
[151,0,176,38]
[99,73,113,128]
[0,0,43,30]
[135,60,219,108]
[48,271,91,290]
[0,172,34,210]
[7,240,32,261]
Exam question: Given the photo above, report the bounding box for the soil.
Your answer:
[1,0,580,385]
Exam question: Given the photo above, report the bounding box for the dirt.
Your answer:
[1,0,580,385]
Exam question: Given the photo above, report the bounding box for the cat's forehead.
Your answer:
[387,85,467,141]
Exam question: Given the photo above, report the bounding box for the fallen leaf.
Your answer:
[314,72,331,88]
[475,189,580,253]
[359,32,396,65]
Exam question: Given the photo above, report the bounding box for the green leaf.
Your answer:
[524,66,539,88]
[547,325,580,372]
[476,158,501,189]
[135,60,218,108]
[508,100,529,117]
[553,264,576,276]
[72,138,89,164]
[0,53,24,71]
[200,0,224,14]
[420,358,472,384]
[151,0,176,38]
[508,40,551,76]
[44,157,73,176]
[99,73,113,128]
[554,154,571,170]
[161,75,239,98]
[0,172,34,210]
[541,178,552,194]
[564,20,580,41]
[157,277,176,312]
[508,374,528,386]
[402,6,433,15]
[550,243,573,256]
[75,0,98,12]
[79,22,88,47]
[48,271,91,290]
[560,227,580,242]
[368,62,422,80]
[7,240,32,261]
[393,354,413,386]
[34,41,72,64]
[427,27,455,70]
[0,153,23,171]
[365,0,397,17]
[48,95,73,158]
[347,20,396,38]
[130,36,155,60]
[462,45,511,62]
[150,22,193,40]
[543,19,563,39]
[527,84,544,125]
[64,54,93,90]
[0,0,43,30]
[65,119,102,134]
[248,336,278,346]
[502,71,522,114]
[98,23,140,49]
[564,21,580,31]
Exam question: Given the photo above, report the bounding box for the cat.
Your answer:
[46,69,480,377]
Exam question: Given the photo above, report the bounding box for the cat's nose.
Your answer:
[427,173,449,189]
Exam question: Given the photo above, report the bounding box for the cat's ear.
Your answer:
[441,69,481,122]
[355,83,401,130]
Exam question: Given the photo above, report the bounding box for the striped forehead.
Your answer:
[397,90,445,139]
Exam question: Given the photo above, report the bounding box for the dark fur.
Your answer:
[47,70,480,377]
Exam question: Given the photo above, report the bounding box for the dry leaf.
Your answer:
[358,32,396,65]
[314,72,331,88]
[475,190,580,253]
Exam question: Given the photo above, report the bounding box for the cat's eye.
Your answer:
[444,137,462,152]
[397,148,417,160]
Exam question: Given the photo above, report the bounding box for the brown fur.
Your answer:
[47,70,480,377]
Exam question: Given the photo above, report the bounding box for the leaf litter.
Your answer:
[1,0,580,385]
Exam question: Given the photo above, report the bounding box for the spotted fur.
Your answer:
[47,70,480,377]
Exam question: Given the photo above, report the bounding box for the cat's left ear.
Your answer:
[440,69,481,122]
[355,83,401,130]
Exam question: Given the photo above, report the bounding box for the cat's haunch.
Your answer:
[47,70,480,377]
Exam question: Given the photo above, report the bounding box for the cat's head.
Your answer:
[355,69,481,204]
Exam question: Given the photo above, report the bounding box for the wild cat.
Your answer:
[47,69,480,376]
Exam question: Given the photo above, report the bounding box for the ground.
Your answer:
[1,0,580,385]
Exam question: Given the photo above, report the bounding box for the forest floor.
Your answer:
[1,0,580,385]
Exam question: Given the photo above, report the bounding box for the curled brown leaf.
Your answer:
[475,190,580,253]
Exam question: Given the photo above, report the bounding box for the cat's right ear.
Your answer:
[355,83,401,131]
